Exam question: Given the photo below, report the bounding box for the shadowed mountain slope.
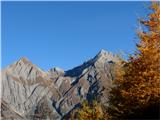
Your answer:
[1,49,120,119]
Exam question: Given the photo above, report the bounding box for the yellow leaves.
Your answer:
[142,71,148,76]
[121,90,130,97]
[107,2,160,119]
[74,2,160,120]
[149,13,157,19]
[140,2,160,33]
[139,84,146,88]
[142,20,158,27]
[151,2,160,11]
[76,100,108,120]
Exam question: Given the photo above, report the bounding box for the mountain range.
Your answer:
[1,49,120,120]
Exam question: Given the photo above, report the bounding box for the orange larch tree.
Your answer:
[108,2,160,119]
[75,100,109,120]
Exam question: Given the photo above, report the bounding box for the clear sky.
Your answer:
[2,1,149,71]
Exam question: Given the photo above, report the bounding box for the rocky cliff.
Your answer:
[1,49,120,120]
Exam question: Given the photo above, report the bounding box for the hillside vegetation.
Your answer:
[74,2,160,120]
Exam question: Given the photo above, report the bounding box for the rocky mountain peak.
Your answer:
[16,57,37,69]
[51,67,64,73]
[15,57,45,73]
[93,49,119,64]
[49,67,65,76]
[65,49,118,77]
[98,49,108,56]
[14,57,32,68]
[18,57,31,64]
[94,49,108,60]
[1,50,120,120]
[3,57,47,85]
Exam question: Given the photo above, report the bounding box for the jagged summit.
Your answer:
[94,49,107,59]
[65,49,118,77]
[93,49,119,63]
[19,57,29,62]
[17,57,33,65]
[98,49,108,56]
[94,49,115,60]
[3,57,47,84]
[1,49,119,120]
[13,57,45,73]
[49,67,65,76]
[19,57,29,61]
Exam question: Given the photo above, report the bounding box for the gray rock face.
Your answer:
[1,57,61,119]
[1,50,120,119]
[49,67,65,79]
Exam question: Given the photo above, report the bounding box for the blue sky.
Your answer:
[2,1,149,71]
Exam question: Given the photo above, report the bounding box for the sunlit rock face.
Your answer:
[1,49,120,120]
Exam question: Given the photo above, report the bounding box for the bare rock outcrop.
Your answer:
[1,57,60,119]
[1,49,120,119]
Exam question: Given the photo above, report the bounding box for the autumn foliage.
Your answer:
[74,100,109,120]
[69,2,160,120]
[108,2,160,119]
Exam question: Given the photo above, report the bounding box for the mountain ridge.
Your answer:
[3,49,117,72]
[1,49,120,120]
